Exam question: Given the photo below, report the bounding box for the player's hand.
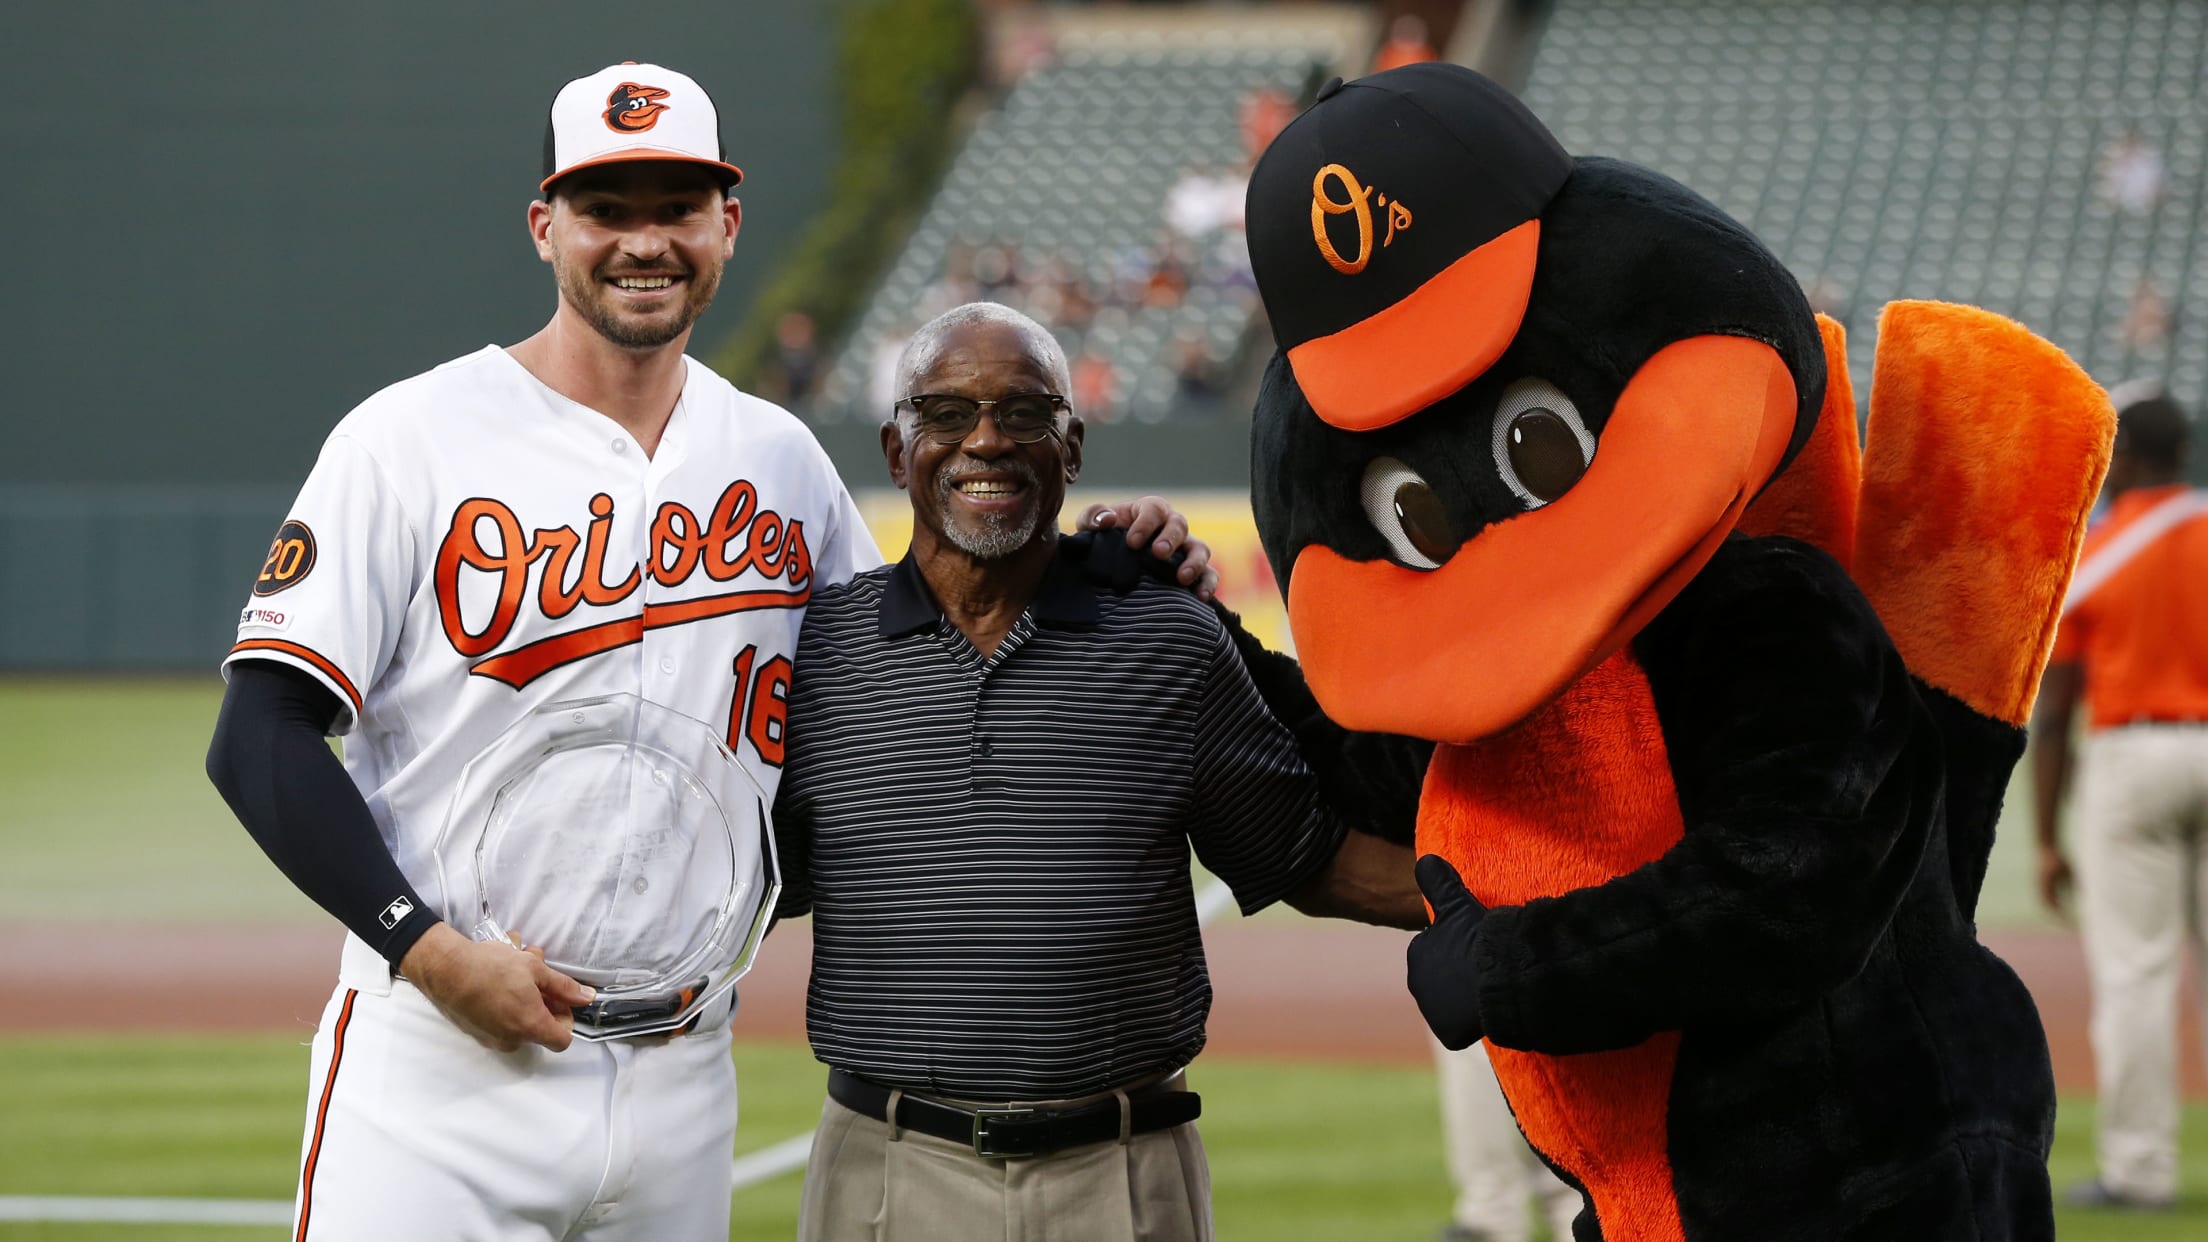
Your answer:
[1406,855,1490,1050]
[2036,843,2075,918]
[399,922,595,1054]
[1077,497,1219,601]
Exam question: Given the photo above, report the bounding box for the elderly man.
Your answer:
[773,302,1423,1241]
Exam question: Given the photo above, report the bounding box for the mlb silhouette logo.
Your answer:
[379,897,415,930]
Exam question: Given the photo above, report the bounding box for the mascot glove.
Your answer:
[1407,854,1490,1050]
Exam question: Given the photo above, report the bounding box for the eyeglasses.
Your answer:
[895,392,1069,445]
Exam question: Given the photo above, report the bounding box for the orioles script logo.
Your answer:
[1310,163,1413,276]
[604,82,671,133]
[436,479,811,689]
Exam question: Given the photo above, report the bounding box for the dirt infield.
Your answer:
[0,920,2198,1097]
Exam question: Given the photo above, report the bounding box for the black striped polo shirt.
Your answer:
[772,542,1348,1101]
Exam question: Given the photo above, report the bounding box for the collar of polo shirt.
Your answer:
[877,541,1103,640]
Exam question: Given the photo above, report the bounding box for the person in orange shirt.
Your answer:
[1370,14,1440,74]
[2033,389,2208,1211]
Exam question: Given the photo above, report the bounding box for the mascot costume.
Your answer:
[1238,64,2115,1240]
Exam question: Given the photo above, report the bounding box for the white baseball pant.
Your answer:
[2076,721,2208,1202]
[286,942,738,1241]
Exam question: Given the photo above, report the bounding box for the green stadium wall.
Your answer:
[3,1,836,669]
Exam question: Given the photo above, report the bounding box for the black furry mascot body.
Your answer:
[1239,65,2114,1240]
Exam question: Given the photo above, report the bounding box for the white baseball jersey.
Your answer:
[226,344,881,937]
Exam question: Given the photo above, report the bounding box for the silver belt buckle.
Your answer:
[572,975,708,1039]
[971,1105,1041,1159]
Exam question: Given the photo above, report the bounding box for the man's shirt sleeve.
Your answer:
[222,434,413,734]
[1185,615,1352,914]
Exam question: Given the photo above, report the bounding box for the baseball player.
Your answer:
[204,61,1208,1240]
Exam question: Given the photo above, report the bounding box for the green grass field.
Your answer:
[2,1036,2205,1241]
[1,678,2196,1239]
[0,678,2073,930]
[0,680,314,924]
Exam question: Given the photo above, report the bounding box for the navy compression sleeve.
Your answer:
[205,660,439,966]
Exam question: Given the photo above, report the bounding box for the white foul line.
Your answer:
[729,1130,817,1188]
[0,879,1241,1221]
[1192,875,1239,925]
[0,1196,292,1224]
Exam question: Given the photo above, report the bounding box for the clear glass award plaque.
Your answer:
[434,693,779,1041]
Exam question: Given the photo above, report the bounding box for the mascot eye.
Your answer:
[1360,457,1460,570]
[1490,378,1596,508]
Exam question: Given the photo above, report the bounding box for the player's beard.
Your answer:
[935,456,1047,560]
[552,248,721,350]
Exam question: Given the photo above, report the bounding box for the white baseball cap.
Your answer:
[540,61,744,193]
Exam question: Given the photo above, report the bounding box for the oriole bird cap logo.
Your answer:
[604,82,672,133]
[1247,64,1570,433]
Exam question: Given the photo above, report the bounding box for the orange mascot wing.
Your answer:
[1850,300,2115,727]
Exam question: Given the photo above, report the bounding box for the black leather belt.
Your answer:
[827,1068,1202,1159]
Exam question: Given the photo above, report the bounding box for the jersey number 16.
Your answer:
[726,645,792,768]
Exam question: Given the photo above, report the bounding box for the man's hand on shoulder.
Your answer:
[398,922,596,1053]
[1077,496,1219,600]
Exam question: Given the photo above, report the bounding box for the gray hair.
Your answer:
[890,302,1074,438]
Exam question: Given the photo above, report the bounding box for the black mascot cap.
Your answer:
[1245,65,1571,432]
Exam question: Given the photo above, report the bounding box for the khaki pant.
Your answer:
[2076,723,2208,1200]
[796,1086,1212,1242]
[1433,1036,1582,1241]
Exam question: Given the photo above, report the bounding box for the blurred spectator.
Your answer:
[2119,280,2171,351]
[1370,14,1440,74]
[1111,243,1158,306]
[771,311,821,402]
[1802,275,1848,319]
[1433,1038,1580,1242]
[1072,350,1119,421]
[869,323,915,416]
[1204,230,1260,297]
[923,243,983,318]
[1171,328,1227,401]
[1133,236,1195,309]
[2032,390,2208,1213]
[1027,257,1097,334]
[987,10,1057,89]
[1240,87,1296,163]
[972,241,1024,301]
[2099,129,2167,215]
[1166,166,1247,239]
[1144,256,1191,309]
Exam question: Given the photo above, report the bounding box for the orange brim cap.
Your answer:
[540,147,743,192]
[1284,220,1539,432]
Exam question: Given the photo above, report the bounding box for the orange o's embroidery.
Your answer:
[1310,164,1376,274]
[1310,165,1411,275]
[1384,196,1413,246]
[604,83,671,133]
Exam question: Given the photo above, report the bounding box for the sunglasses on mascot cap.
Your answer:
[895,392,1070,445]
